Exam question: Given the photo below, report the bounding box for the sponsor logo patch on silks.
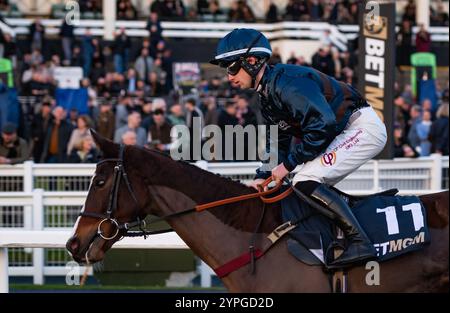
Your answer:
[321,151,336,167]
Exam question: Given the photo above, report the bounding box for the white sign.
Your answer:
[53,67,83,89]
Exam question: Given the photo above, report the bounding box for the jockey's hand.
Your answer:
[247,179,267,191]
[271,163,289,185]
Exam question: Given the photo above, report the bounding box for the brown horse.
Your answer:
[67,132,449,292]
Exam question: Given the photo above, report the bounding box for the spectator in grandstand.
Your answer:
[81,29,95,77]
[0,122,30,165]
[71,46,84,68]
[308,0,323,21]
[217,101,239,160]
[125,68,138,94]
[114,111,146,146]
[148,57,166,83]
[40,106,74,163]
[209,0,224,19]
[151,40,167,60]
[0,31,17,65]
[117,0,137,20]
[113,28,131,74]
[421,98,436,119]
[30,101,52,162]
[146,109,173,153]
[397,20,413,49]
[415,24,431,52]
[228,0,255,23]
[407,104,422,149]
[402,0,416,24]
[268,47,282,65]
[91,38,104,67]
[394,123,418,158]
[241,2,256,23]
[284,0,309,21]
[30,48,44,65]
[167,103,186,126]
[416,110,433,156]
[134,48,154,83]
[203,97,219,126]
[60,19,74,65]
[336,2,354,24]
[115,95,133,129]
[28,18,45,54]
[148,71,165,97]
[403,105,422,140]
[394,96,412,135]
[28,65,55,97]
[235,93,257,127]
[134,80,152,99]
[319,29,332,47]
[96,102,115,140]
[429,102,449,155]
[265,1,279,23]
[431,2,449,26]
[68,136,99,163]
[0,0,10,11]
[197,0,209,15]
[185,98,204,130]
[79,0,99,13]
[162,48,174,91]
[312,45,335,77]
[121,130,137,146]
[167,0,186,20]
[146,11,163,49]
[67,115,94,155]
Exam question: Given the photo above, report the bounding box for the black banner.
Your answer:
[358,0,396,159]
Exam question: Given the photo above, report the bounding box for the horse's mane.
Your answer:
[129,145,281,233]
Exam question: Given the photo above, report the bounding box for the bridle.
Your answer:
[79,144,148,240]
[79,144,293,242]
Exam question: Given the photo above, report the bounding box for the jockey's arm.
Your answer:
[278,76,338,172]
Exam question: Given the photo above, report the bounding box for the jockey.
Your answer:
[210,28,387,268]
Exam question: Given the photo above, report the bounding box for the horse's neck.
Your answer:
[146,183,263,263]
[144,173,279,290]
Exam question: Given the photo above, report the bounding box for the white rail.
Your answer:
[0,230,198,293]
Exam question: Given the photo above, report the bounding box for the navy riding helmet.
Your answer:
[210,28,272,85]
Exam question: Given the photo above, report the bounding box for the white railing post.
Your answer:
[0,248,8,293]
[23,161,34,193]
[32,189,44,285]
[430,154,443,191]
[199,260,213,288]
[195,160,208,171]
[373,160,380,192]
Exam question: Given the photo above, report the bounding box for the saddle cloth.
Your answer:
[280,186,431,267]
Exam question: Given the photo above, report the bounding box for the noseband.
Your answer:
[79,144,147,240]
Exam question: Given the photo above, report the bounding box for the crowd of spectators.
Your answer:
[0,2,448,165]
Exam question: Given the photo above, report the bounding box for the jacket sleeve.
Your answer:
[9,140,30,165]
[279,76,337,171]
[255,122,292,180]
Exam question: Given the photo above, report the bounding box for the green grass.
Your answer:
[10,284,226,291]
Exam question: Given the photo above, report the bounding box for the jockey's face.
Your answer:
[227,56,258,89]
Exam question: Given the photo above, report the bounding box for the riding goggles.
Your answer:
[225,60,243,76]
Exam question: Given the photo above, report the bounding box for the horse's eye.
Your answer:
[96,180,105,187]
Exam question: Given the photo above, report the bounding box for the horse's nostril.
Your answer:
[67,236,80,255]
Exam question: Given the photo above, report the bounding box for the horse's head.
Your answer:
[66,130,150,264]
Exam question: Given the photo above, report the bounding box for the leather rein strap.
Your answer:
[195,177,293,211]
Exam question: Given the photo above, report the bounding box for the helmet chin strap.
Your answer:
[242,57,267,89]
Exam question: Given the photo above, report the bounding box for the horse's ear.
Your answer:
[91,128,119,158]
